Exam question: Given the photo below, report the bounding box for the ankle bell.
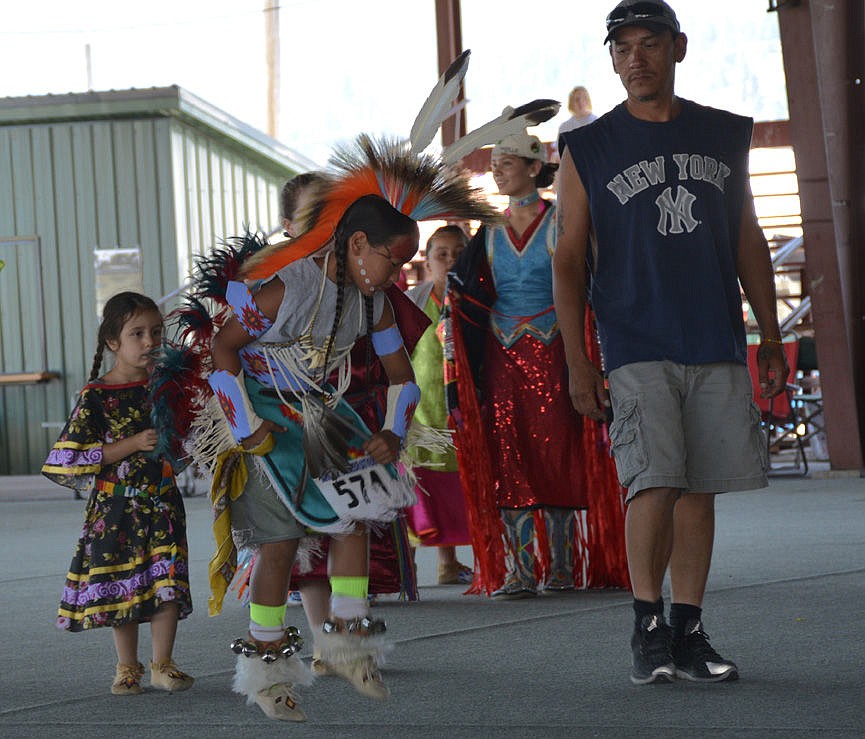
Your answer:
[231,626,303,663]
[322,616,386,637]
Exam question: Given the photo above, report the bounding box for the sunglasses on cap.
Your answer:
[605,1,679,39]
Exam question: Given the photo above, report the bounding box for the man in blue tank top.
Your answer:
[554,0,789,686]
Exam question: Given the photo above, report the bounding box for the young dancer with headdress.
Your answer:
[208,193,427,721]
[447,123,630,599]
[278,171,428,682]
[167,53,509,723]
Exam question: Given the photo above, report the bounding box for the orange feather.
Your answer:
[240,171,381,280]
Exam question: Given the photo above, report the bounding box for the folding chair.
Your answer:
[790,334,827,458]
[746,340,808,475]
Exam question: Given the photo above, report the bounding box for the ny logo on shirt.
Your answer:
[655,185,698,235]
[606,153,732,237]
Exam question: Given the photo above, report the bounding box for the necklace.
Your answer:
[298,252,339,372]
[508,191,540,209]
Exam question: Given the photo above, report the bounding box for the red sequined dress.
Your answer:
[450,200,630,593]
[482,202,587,509]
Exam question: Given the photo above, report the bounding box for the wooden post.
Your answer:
[434,0,466,148]
[776,0,865,470]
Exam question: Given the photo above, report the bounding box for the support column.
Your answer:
[776,0,864,470]
[434,0,466,148]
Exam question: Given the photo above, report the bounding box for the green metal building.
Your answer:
[0,86,314,474]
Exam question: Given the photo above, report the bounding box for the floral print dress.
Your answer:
[42,380,192,631]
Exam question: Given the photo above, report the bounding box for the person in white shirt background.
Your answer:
[557,85,598,135]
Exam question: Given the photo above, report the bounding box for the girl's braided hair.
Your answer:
[88,292,160,382]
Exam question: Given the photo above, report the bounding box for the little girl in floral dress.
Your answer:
[43,291,194,695]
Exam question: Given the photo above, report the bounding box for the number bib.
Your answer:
[315,457,417,523]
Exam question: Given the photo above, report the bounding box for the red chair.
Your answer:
[746,340,808,475]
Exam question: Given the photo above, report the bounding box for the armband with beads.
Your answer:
[208,369,265,443]
[226,281,273,338]
[383,381,421,441]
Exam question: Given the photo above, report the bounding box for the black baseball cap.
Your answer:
[604,0,680,43]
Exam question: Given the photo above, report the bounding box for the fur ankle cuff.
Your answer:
[233,655,314,703]
[315,629,392,668]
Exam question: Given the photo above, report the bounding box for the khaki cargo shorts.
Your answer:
[607,360,769,501]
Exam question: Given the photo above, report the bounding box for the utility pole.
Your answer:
[85,43,93,91]
[264,1,280,138]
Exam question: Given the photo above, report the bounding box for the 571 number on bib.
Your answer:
[316,462,416,522]
[332,469,388,509]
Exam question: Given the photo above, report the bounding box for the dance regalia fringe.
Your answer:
[581,308,630,589]
[277,283,430,601]
[168,234,433,607]
[450,304,506,595]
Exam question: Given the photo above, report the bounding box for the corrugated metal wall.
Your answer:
[169,119,282,291]
[0,115,291,474]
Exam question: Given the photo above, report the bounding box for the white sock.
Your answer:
[249,621,284,642]
[330,595,368,621]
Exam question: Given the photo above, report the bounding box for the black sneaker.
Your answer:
[672,619,739,682]
[630,614,675,685]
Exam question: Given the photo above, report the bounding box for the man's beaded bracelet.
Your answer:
[762,338,784,345]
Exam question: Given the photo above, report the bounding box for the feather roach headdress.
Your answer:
[240,51,560,282]
[240,139,499,280]
[242,50,491,281]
